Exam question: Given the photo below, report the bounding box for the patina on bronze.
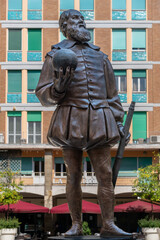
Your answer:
[36,9,132,238]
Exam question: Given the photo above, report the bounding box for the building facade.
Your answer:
[0,0,160,222]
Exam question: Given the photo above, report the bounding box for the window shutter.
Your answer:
[114,70,126,76]
[54,157,64,164]
[80,0,94,10]
[139,157,152,168]
[8,112,21,117]
[132,29,146,49]
[112,29,126,50]
[28,0,42,10]
[8,70,22,93]
[60,0,74,10]
[9,29,21,50]
[21,158,32,172]
[28,29,41,51]
[133,112,147,139]
[132,0,146,10]
[132,70,146,78]
[28,70,41,90]
[8,0,22,10]
[112,0,126,10]
[27,112,41,122]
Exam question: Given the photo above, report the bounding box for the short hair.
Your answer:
[59,9,81,38]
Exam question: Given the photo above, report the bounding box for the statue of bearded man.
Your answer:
[36,9,132,238]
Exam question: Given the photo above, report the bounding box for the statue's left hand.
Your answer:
[117,122,130,146]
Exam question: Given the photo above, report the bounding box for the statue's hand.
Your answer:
[117,122,130,146]
[54,66,74,93]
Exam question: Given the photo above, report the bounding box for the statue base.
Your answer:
[48,235,141,240]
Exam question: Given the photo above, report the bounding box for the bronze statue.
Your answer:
[36,9,132,237]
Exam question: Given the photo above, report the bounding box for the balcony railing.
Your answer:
[112,10,126,20]
[28,10,42,20]
[8,10,22,20]
[132,50,146,61]
[132,93,147,102]
[112,50,126,61]
[27,51,42,61]
[132,10,146,20]
[8,51,22,61]
[80,10,94,20]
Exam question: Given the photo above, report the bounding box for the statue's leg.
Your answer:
[87,146,132,237]
[63,148,83,236]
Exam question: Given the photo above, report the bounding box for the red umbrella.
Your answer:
[0,200,49,213]
[114,200,160,213]
[51,200,101,214]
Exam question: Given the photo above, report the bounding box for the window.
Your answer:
[114,71,126,92]
[8,71,22,93]
[112,29,126,61]
[8,70,22,103]
[21,157,33,176]
[8,29,21,51]
[112,0,126,20]
[132,29,146,61]
[28,70,41,92]
[132,70,146,92]
[132,0,146,20]
[8,29,22,61]
[28,29,42,61]
[27,112,41,144]
[28,0,42,20]
[133,112,147,141]
[80,0,94,20]
[60,0,74,14]
[54,157,66,177]
[33,158,44,176]
[8,0,22,20]
[8,112,21,144]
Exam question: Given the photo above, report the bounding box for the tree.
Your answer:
[0,168,23,219]
[132,162,160,218]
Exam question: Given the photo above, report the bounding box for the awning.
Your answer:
[51,200,101,214]
[114,200,160,213]
[0,200,49,213]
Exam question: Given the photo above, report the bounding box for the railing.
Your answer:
[112,50,126,61]
[112,10,126,20]
[8,51,22,61]
[27,51,42,61]
[132,50,146,61]
[28,10,42,20]
[132,10,146,20]
[8,10,22,20]
[80,10,94,20]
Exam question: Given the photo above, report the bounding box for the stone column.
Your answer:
[44,150,53,235]
[44,149,53,209]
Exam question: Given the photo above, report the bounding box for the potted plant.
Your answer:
[132,160,160,240]
[0,169,23,240]
[138,218,160,240]
[1,217,21,240]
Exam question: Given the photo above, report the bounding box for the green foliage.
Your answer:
[0,217,21,229]
[0,169,23,219]
[132,163,160,202]
[138,217,160,228]
[82,221,91,235]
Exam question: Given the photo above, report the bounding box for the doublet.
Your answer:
[36,39,124,150]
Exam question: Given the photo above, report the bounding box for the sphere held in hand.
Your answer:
[53,49,78,73]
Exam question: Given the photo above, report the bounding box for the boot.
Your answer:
[64,221,83,237]
[62,148,83,237]
[87,146,132,238]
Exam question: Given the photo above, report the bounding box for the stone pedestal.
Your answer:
[48,235,139,240]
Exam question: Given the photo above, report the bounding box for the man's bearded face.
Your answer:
[66,12,91,43]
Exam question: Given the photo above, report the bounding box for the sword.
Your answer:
[112,101,135,188]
